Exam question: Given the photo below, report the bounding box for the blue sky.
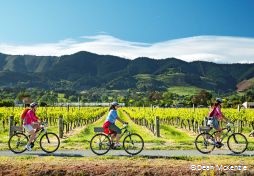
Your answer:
[0,0,254,62]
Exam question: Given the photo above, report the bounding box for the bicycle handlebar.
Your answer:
[40,121,48,128]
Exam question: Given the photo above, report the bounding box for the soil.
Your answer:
[0,157,253,176]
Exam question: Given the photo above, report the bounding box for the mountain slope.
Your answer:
[0,51,253,92]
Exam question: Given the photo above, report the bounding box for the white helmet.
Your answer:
[216,98,222,103]
[30,102,38,108]
[111,102,119,106]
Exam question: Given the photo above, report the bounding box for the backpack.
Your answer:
[21,108,30,120]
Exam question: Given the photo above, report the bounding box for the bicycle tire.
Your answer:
[90,133,111,155]
[8,132,28,154]
[40,132,60,153]
[227,133,248,154]
[195,132,215,154]
[123,133,144,155]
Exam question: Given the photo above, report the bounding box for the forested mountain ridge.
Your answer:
[0,52,253,92]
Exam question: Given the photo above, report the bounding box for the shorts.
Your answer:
[212,117,220,130]
[23,124,34,132]
[109,123,121,134]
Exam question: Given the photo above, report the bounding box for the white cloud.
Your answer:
[0,35,254,63]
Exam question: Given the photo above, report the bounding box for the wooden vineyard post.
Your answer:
[155,116,160,137]
[58,115,64,138]
[203,117,207,126]
[9,116,14,138]
[237,106,240,133]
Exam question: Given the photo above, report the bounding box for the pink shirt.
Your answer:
[23,110,39,125]
[209,106,223,120]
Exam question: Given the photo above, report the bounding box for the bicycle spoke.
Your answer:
[195,133,215,154]
[123,133,144,155]
[227,133,248,154]
[90,133,111,155]
[8,133,28,154]
[40,132,60,153]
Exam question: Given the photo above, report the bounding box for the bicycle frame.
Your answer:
[23,123,48,144]
[211,126,232,142]
[33,127,46,142]
[108,125,130,142]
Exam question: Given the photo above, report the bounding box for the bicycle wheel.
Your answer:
[8,132,28,154]
[123,133,144,155]
[195,132,215,154]
[90,133,111,155]
[227,133,248,154]
[40,132,60,153]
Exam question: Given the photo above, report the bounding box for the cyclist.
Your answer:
[208,98,229,146]
[23,102,41,151]
[103,102,126,147]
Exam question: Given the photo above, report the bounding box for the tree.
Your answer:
[162,91,174,106]
[245,89,254,102]
[191,90,212,106]
[148,91,163,105]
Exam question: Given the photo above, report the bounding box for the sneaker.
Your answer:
[114,143,121,147]
[25,144,32,151]
[208,139,215,145]
[215,142,224,148]
[30,142,34,148]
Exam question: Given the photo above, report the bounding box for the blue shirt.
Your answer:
[106,110,118,123]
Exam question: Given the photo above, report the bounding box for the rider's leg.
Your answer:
[24,124,36,145]
[215,127,222,142]
[109,124,121,145]
[116,134,121,144]
[213,118,221,142]
[32,122,41,132]
[110,133,116,142]
[28,130,36,144]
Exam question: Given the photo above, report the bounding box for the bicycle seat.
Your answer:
[199,126,212,133]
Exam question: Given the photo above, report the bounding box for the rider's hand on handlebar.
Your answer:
[226,122,232,128]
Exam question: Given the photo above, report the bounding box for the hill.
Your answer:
[0,52,253,92]
[237,77,254,92]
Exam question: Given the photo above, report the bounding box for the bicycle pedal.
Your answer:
[215,142,224,148]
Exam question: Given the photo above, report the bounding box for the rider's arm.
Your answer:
[116,117,126,124]
[29,111,40,123]
[216,107,229,122]
[222,116,230,123]
[114,110,126,124]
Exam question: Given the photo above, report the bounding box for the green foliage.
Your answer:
[191,90,212,106]
[0,100,14,107]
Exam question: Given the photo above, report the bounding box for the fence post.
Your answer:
[9,116,14,138]
[58,115,63,138]
[155,116,160,137]
[203,117,207,126]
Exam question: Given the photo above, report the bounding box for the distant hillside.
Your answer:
[237,77,254,92]
[0,52,253,92]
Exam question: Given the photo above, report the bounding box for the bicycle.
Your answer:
[195,122,248,154]
[8,122,60,154]
[90,124,144,155]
